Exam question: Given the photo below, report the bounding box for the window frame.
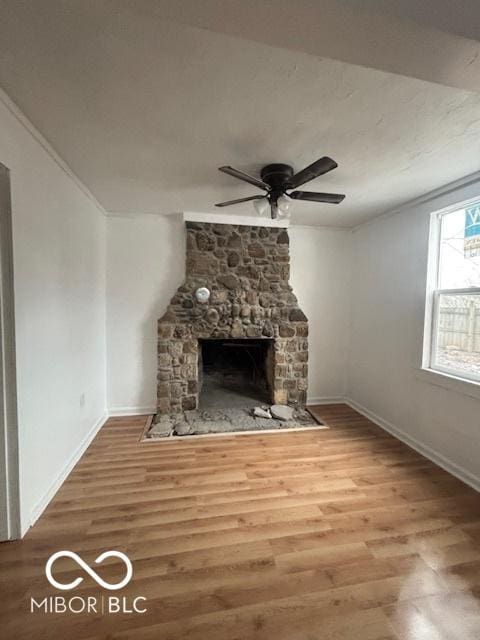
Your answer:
[424,205,480,385]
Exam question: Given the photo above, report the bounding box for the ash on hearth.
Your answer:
[146,405,324,438]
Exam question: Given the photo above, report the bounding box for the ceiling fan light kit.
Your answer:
[215,157,345,219]
[276,193,292,216]
[253,197,270,216]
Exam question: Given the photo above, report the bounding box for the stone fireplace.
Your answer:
[157,221,308,415]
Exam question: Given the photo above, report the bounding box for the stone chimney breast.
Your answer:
[157,222,308,414]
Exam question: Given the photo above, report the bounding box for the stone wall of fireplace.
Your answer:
[157,221,308,414]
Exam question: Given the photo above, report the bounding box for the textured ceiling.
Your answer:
[350,0,480,42]
[0,1,480,227]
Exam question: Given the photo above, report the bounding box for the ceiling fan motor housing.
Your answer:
[260,164,294,191]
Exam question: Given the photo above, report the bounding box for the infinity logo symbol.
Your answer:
[46,551,133,591]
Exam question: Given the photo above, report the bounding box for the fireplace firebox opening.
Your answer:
[199,338,274,410]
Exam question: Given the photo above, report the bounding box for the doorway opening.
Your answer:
[0,163,20,540]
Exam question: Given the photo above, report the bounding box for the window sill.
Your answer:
[415,367,480,401]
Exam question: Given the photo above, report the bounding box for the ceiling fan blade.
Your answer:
[215,195,266,207]
[289,190,345,204]
[288,156,338,189]
[219,166,269,190]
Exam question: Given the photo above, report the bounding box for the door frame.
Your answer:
[0,163,20,540]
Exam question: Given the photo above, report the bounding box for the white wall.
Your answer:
[106,215,185,414]
[106,218,351,414]
[348,178,480,489]
[290,226,351,401]
[0,93,107,532]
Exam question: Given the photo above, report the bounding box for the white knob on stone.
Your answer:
[195,287,210,303]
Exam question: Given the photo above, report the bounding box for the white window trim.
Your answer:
[422,201,480,392]
[431,288,480,383]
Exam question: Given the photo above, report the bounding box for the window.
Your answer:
[426,203,480,383]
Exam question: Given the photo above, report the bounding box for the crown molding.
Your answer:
[0,87,107,216]
[352,170,480,232]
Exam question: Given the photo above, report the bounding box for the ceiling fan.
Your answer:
[215,157,345,219]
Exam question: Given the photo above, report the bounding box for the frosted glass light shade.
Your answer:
[253,197,269,216]
[277,194,292,214]
[277,208,291,220]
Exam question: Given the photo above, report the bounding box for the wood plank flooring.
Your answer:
[1,404,480,639]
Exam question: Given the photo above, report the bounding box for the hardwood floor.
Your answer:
[1,404,480,639]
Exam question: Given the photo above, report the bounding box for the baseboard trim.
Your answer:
[28,412,108,532]
[307,396,346,405]
[108,406,156,417]
[111,400,342,416]
[345,397,480,493]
